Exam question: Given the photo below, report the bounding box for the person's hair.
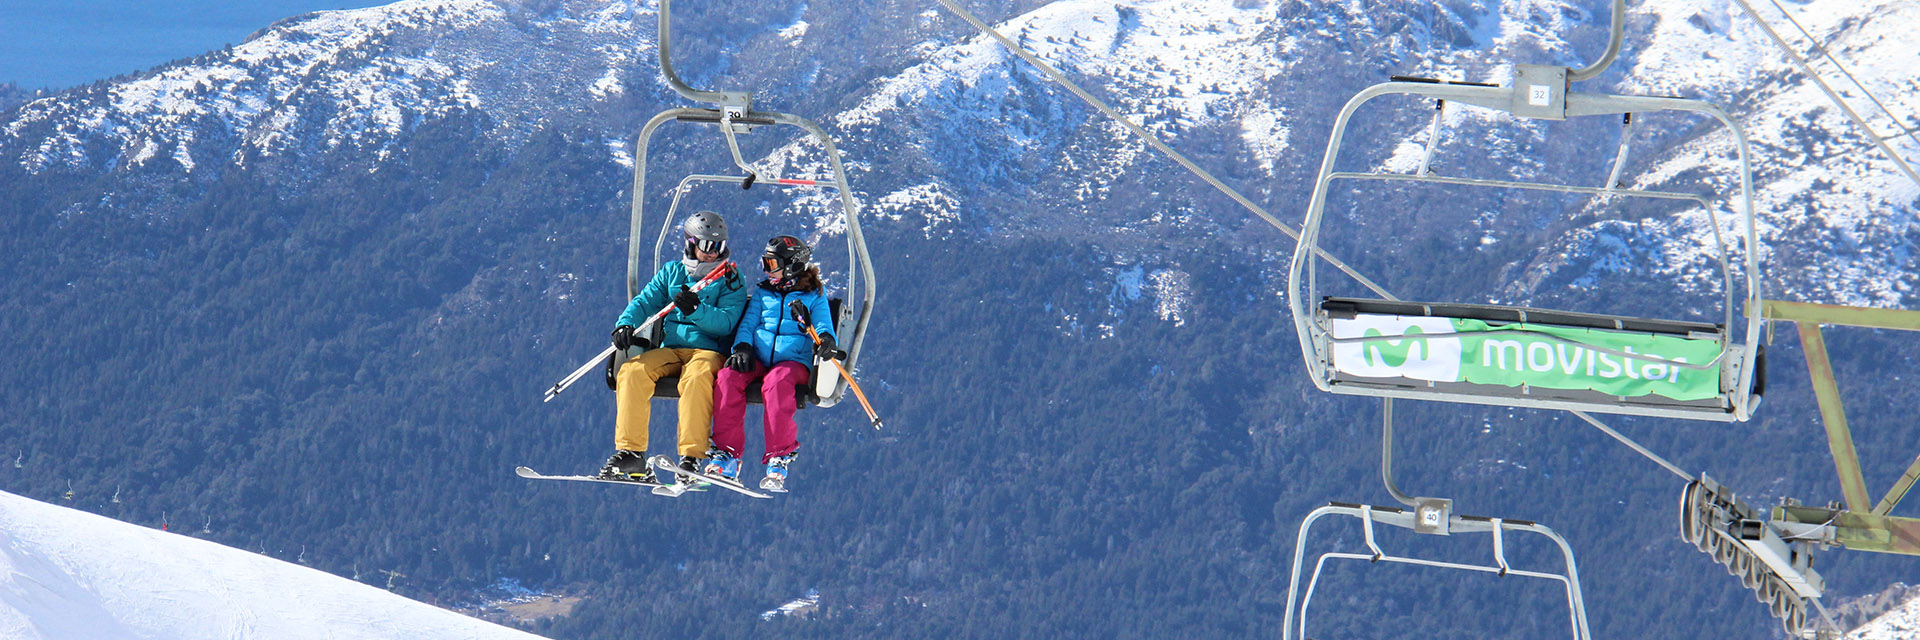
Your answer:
[785,265,823,293]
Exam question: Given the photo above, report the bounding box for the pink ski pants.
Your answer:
[711,360,811,463]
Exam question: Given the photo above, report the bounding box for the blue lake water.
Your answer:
[0,0,389,90]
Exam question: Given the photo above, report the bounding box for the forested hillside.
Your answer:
[3,1,1918,638]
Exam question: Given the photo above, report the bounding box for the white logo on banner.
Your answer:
[1329,315,1463,381]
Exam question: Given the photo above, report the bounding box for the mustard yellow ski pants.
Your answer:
[613,348,725,458]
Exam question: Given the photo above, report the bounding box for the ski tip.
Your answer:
[514,466,542,478]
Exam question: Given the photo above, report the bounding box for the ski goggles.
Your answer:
[761,255,788,273]
[685,236,725,255]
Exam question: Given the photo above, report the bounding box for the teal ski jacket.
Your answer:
[615,261,749,352]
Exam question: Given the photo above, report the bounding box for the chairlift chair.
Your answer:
[1280,2,1790,636]
[1285,69,1769,423]
[609,0,875,410]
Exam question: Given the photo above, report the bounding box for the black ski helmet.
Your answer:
[682,211,728,260]
[761,235,812,280]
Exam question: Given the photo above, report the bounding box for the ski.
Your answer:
[647,455,772,499]
[514,466,667,488]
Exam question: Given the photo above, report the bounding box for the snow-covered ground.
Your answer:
[1849,594,1920,640]
[0,490,543,640]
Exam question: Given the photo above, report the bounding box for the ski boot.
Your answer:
[702,449,742,483]
[676,455,711,489]
[596,449,656,483]
[761,453,794,493]
[649,454,707,497]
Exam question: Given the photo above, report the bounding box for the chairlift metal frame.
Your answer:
[1282,503,1592,640]
[1279,2,1785,637]
[619,0,876,408]
[1285,47,1767,423]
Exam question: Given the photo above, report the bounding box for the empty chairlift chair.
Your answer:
[1284,71,1768,423]
[1279,1,1774,636]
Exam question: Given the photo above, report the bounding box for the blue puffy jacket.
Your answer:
[615,261,749,352]
[733,282,836,367]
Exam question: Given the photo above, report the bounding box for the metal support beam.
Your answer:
[1795,322,1874,513]
[1874,453,1920,516]
[1762,299,1920,331]
[1776,506,1920,556]
[1760,299,1920,516]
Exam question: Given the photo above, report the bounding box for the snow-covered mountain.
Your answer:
[6,0,1915,304]
[4,2,1920,635]
[1534,0,1920,308]
[1,0,655,173]
[1848,587,1920,640]
[0,489,544,639]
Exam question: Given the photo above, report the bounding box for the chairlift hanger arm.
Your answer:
[1567,0,1627,83]
[656,0,751,109]
[674,110,777,127]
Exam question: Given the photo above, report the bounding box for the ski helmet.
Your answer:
[682,211,728,260]
[761,235,812,280]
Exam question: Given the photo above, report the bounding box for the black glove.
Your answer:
[787,300,813,327]
[726,343,756,372]
[611,325,651,351]
[673,286,699,315]
[814,334,846,361]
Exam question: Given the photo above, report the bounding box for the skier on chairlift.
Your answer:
[598,211,750,484]
[706,234,844,492]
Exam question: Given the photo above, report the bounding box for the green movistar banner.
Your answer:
[1329,314,1724,401]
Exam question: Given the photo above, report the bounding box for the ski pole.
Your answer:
[542,263,735,402]
[544,345,617,403]
[790,302,883,429]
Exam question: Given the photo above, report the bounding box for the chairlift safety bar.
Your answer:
[652,173,845,271]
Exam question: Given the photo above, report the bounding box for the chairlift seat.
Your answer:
[611,298,845,408]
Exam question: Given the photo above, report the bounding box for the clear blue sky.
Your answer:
[0,1,390,90]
